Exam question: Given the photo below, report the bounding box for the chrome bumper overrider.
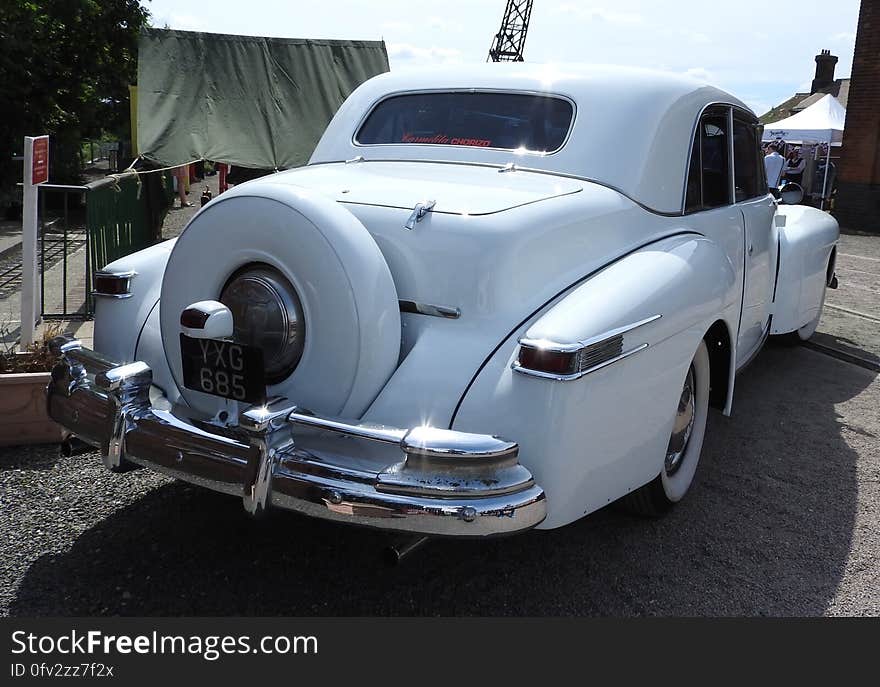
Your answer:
[46,338,546,537]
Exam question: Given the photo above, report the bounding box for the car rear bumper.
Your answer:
[46,338,546,537]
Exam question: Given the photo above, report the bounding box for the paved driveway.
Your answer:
[1,342,877,616]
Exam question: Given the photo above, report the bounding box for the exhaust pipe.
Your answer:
[382,536,430,566]
[60,436,93,457]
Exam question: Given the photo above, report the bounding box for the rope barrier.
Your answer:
[123,156,205,174]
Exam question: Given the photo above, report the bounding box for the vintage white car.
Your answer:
[48,65,839,545]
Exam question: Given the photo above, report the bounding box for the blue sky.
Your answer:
[146,0,861,117]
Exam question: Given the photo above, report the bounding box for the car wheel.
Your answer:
[621,339,710,517]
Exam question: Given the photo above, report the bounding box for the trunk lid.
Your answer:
[272,160,583,215]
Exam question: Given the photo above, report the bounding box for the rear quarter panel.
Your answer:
[452,234,740,528]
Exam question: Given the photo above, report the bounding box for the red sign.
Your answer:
[31,136,49,185]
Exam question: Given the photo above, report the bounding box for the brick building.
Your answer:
[836,0,880,233]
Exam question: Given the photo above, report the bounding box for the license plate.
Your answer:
[180,334,265,404]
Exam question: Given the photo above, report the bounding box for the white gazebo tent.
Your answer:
[762,94,846,208]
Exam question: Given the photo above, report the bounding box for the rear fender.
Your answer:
[93,239,177,363]
[452,233,739,528]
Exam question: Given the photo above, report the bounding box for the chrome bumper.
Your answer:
[46,338,546,537]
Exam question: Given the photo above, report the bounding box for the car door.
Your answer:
[683,106,746,362]
[732,111,777,365]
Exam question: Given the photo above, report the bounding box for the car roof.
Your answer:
[310,63,752,214]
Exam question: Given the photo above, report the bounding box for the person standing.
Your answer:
[764,143,785,189]
[782,147,805,185]
[174,164,192,208]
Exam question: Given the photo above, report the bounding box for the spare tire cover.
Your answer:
[160,182,401,418]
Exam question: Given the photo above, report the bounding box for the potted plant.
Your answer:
[0,322,68,446]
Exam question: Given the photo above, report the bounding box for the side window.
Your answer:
[684,108,731,212]
[700,112,730,208]
[733,116,761,201]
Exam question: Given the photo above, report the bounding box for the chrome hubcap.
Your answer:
[665,365,696,476]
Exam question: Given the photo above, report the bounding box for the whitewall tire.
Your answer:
[622,339,710,516]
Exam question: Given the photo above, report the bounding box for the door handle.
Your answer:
[748,243,754,255]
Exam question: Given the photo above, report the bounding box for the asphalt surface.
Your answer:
[1,341,877,617]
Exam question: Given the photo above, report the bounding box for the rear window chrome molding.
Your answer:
[350,87,578,157]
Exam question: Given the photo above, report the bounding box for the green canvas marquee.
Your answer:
[136,28,389,169]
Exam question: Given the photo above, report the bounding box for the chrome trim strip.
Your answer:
[318,157,675,216]
[288,410,407,445]
[91,292,133,300]
[95,270,137,278]
[518,314,661,354]
[398,300,461,319]
[512,343,650,381]
[339,185,582,218]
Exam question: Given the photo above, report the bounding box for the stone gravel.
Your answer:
[1,343,877,617]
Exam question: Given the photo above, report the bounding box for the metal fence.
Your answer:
[37,184,90,320]
[88,170,163,275]
[32,169,172,320]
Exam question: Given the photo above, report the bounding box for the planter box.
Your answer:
[0,372,68,446]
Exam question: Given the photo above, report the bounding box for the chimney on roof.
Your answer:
[811,49,838,94]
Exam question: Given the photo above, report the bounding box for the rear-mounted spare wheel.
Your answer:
[160,183,401,417]
[219,264,306,385]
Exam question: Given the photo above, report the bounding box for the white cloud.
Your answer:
[830,31,855,43]
[554,3,643,24]
[683,67,713,82]
[685,31,711,44]
[388,42,462,64]
[743,99,772,116]
[153,13,201,31]
[381,21,412,32]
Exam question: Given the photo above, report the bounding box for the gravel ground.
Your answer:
[1,342,877,617]
[161,170,221,239]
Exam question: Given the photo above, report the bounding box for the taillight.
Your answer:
[517,344,579,376]
[513,316,661,381]
[93,271,135,298]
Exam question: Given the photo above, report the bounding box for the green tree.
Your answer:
[0,0,151,207]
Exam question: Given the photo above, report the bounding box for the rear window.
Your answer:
[355,92,574,153]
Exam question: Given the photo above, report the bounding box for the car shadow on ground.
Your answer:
[812,331,880,368]
[0,443,63,472]
[9,345,876,616]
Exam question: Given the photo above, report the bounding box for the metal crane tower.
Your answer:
[487,0,534,62]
